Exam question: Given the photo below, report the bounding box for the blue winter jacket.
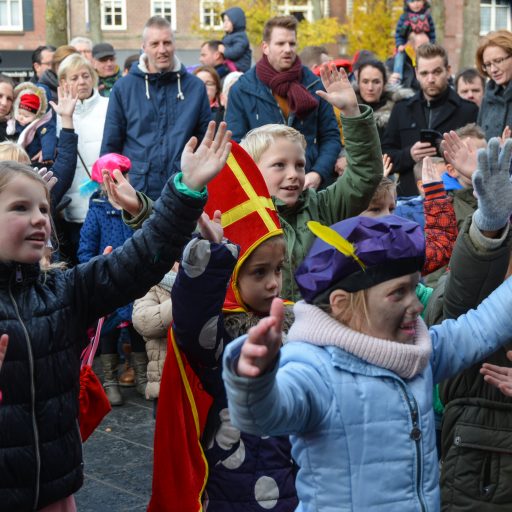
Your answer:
[225,66,341,186]
[100,58,211,200]
[223,278,512,512]
[78,191,135,322]
[14,117,57,162]
[221,7,252,72]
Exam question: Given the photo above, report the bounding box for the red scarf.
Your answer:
[256,54,319,119]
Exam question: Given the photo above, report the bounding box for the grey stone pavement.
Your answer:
[75,367,155,512]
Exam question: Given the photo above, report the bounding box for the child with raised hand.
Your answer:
[221,140,512,511]
[101,64,383,302]
[0,120,231,511]
[150,142,297,511]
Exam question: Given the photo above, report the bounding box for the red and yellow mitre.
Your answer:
[204,141,283,313]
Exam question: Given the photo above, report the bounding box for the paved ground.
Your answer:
[75,373,155,512]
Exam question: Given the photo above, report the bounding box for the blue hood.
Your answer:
[221,6,246,31]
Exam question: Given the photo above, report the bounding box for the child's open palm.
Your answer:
[316,63,359,117]
[102,169,140,217]
[442,131,478,180]
[198,210,223,243]
[181,121,232,191]
[237,298,284,377]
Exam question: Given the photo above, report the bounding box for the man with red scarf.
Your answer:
[225,15,341,190]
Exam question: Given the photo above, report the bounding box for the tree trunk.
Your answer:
[46,0,68,46]
[430,0,445,44]
[460,0,480,68]
[88,0,102,44]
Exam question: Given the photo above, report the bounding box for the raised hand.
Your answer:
[181,121,232,191]
[472,138,512,232]
[237,298,284,377]
[197,209,223,243]
[442,131,478,180]
[421,156,440,185]
[501,125,511,144]
[0,334,8,374]
[480,351,512,397]
[50,83,78,121]
[382,154,393,177]
[316,63,359,117]
[36,167,58,191]
[102,169,141,217]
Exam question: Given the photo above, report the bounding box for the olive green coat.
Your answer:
[277,105,383,301]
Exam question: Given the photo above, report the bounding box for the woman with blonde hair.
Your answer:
[476,30,512,139]
[56,53,108,264]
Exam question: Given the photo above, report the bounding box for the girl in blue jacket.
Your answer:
[223,140,512,511]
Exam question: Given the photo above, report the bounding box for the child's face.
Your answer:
[237,239,285,315]
[361,189,396,218]
[0,83,14,121]
[16,109,37,126]
[223,15,234,33]
[257,138,306,207]
[407,0,425,12]
[348,272,423,343]
[0,175,51,264]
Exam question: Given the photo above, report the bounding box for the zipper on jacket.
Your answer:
[397,382,427,512]
[9,278,41,511]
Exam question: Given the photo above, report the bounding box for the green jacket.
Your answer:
[424,215,512,511]
[277,105,382,301]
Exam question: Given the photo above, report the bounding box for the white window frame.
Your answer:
[151,0,177,31]
[480,0,511,35]
[200,0,224,30]
[0,0,23,31]
[101,0,127,31]
[273,0,314,22]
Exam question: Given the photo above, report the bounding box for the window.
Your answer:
[481,0,511,34]
[0,0,22,30]
[151,0,176,30]
[274,0,314,22]
[101,0,126,30]
[200,0,223,29]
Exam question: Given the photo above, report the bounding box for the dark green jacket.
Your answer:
[424,216,512,511]
[278,105,382,301]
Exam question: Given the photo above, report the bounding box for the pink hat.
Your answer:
[91,153,131,183]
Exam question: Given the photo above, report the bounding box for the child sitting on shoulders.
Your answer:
[7,82,56,167]
[222,141,512,510]
[219,7,252,73]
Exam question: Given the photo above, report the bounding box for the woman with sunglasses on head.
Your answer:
[476,30,512,140]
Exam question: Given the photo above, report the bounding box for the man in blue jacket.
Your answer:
[225,15,341,190]
[100,16,211,200]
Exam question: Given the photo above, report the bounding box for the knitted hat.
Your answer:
[91,153,131,183]
[19,93,40,114]
[203,141,284,312]
[295,215,425,303]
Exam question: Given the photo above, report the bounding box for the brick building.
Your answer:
[0,0,510,79]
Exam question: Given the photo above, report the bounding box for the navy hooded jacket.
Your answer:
[100,56,211,200]
[221,7,252,72]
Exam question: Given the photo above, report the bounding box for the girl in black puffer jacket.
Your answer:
[0,121,230,511]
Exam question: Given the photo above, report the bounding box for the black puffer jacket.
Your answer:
[0,177,205,511]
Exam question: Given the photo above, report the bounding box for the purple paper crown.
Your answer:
[295,215,425,303]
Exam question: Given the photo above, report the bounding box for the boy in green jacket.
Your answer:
[113,64,383,302]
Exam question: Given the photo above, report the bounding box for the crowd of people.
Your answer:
[0,1,512,510]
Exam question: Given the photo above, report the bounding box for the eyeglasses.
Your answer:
[482,54,511,72]
[204,81,217,87]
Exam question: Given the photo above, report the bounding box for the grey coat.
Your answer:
[478,80,512,140]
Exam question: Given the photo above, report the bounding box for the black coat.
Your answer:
[381,87,478,196]
[0,178,205,511]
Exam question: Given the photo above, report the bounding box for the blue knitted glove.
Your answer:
[473,138,512,232]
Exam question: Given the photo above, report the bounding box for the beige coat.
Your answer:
[132,284,172,399]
